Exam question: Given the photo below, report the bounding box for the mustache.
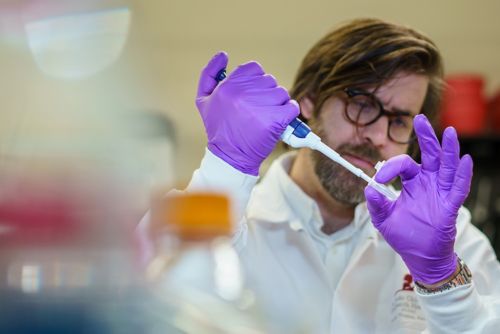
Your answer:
[335,143,382,166]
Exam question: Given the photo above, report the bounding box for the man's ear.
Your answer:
[299,97,314,120]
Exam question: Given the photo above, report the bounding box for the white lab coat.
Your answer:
[182,149,500,333]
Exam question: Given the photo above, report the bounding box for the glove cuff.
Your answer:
[408,252,458,285]
[207,144,260,176]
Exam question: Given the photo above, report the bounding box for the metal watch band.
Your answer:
[415,258,472,295]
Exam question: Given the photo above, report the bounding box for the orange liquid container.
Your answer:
[150,192,232,241]
[440,74,486,136]
[146,192,266,333]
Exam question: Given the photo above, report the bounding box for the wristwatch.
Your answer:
[415,257,472,295]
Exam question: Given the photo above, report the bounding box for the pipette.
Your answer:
[214,69,398,200]
[280,118,398,201]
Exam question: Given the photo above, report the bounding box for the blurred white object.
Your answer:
[146,193,266,333]
[24,7,130,79]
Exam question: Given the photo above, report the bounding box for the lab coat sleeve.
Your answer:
[415,208,500,333]
[416,284,491,333]
[185,148,258,221]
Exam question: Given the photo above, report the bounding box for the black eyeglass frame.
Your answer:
[342,88,416,144]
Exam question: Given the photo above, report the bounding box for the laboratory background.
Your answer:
[0,0,500,332]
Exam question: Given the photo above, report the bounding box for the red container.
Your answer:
[440,74,486,136]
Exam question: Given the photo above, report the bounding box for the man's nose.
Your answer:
[360,116,390,147]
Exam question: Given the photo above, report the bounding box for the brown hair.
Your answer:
[290,18,444,156]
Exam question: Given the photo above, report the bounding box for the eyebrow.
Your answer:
[388,108,414,117]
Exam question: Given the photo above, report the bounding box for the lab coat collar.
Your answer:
[248,151,377,239]
[247,151,309,225]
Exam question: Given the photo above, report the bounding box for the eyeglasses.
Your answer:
[342,88,416,144]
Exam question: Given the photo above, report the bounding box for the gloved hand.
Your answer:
[195,51,300,176]
[364,114,473,285]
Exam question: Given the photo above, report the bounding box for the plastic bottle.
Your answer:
[144,192,265,334]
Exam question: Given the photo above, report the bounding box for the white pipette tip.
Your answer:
[368,160,398,201]
[367,178,398,201]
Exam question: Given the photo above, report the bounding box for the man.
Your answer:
[183,18,500,332]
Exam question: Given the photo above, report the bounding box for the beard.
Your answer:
[311,141,382,206]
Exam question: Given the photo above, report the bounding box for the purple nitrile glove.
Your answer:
[195,51,300,176]
[364,114,473,285]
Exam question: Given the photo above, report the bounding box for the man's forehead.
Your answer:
[366,73,429,115]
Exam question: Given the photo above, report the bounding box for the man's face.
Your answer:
[307,72,429,205]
